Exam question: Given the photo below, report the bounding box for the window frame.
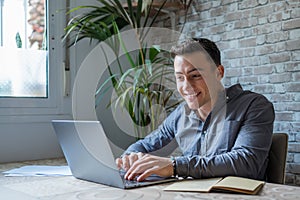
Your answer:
[0,0,69,120]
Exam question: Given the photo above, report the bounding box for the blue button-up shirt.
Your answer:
[124,84,275,180]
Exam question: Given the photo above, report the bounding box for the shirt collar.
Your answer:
[225,83,244,103]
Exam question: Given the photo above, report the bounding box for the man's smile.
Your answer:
[184,92,201,101]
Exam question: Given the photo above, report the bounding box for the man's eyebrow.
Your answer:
[188,68,203,73]
[175,68,203,74]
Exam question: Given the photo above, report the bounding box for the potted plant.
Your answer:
[63,0,188,139]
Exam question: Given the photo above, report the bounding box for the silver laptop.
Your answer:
[51,120,177,189]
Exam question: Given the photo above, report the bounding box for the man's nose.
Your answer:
[182,79,192,90]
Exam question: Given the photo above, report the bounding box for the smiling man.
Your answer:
[116,38,275,182]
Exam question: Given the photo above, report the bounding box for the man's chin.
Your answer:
[186,102,200,110]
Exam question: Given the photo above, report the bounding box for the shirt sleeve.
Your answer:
[175,95,275,180]
[122,107,179,157]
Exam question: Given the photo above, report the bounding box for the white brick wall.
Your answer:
[164,0,300,185]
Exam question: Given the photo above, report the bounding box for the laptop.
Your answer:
[51,120,177,189]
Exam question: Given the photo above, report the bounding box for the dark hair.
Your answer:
[170,38,221,66]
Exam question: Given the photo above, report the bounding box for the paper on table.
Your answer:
[2,165,72,177]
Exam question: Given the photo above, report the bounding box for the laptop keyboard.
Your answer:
[119,171,140,186]
[119,170,174,188]
[119,170,154,187]
[123,179,143,187]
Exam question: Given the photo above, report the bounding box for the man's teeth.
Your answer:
[186,93,198,97]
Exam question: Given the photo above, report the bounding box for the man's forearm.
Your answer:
[174,147,269,180]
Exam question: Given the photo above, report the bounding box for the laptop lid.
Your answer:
[52,120,125,188]
[51,120,177,189]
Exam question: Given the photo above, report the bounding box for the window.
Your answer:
[0,0,67,117]
[0,0,47,97]
[0,0,71,162]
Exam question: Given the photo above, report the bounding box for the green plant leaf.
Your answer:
[145,59,153,76]
[95,73,119,96]
[133,68,145,92]
[135,0,143,28]
[95,85,112,108]
[149,45,161,61]
[63,0,185,138]
[117,68,135,88]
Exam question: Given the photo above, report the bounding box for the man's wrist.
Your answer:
[170,156,177,177]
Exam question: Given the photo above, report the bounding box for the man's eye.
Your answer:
[176,76,184,81]
[191,74,202,79]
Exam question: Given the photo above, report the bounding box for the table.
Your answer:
[1,158,300,200]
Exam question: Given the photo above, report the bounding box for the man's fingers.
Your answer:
[122,156,130,171]
[125,157,153,180]
[137,166,159,182]
[137,152,144,159]
[119,153,144,171]
[115,158,122,169]
[129,153,138,167]
[124,155,173,181]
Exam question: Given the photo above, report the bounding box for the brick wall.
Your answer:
[167,0,300,185]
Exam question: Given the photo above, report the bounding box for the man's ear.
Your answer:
[216,65,224,79]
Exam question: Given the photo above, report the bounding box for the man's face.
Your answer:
[174,53,223,111]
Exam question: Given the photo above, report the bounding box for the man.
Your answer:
[116,38,275,182]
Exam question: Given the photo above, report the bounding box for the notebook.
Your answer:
[164,176,265,195]
[51,120,177,189]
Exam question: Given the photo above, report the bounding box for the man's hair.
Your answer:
[170,38,221,66]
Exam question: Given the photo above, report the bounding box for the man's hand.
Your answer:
[116,152,144,171]
[116,153,173,182]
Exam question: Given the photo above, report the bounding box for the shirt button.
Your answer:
[203,130,207,134]
[226,96,229,102]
